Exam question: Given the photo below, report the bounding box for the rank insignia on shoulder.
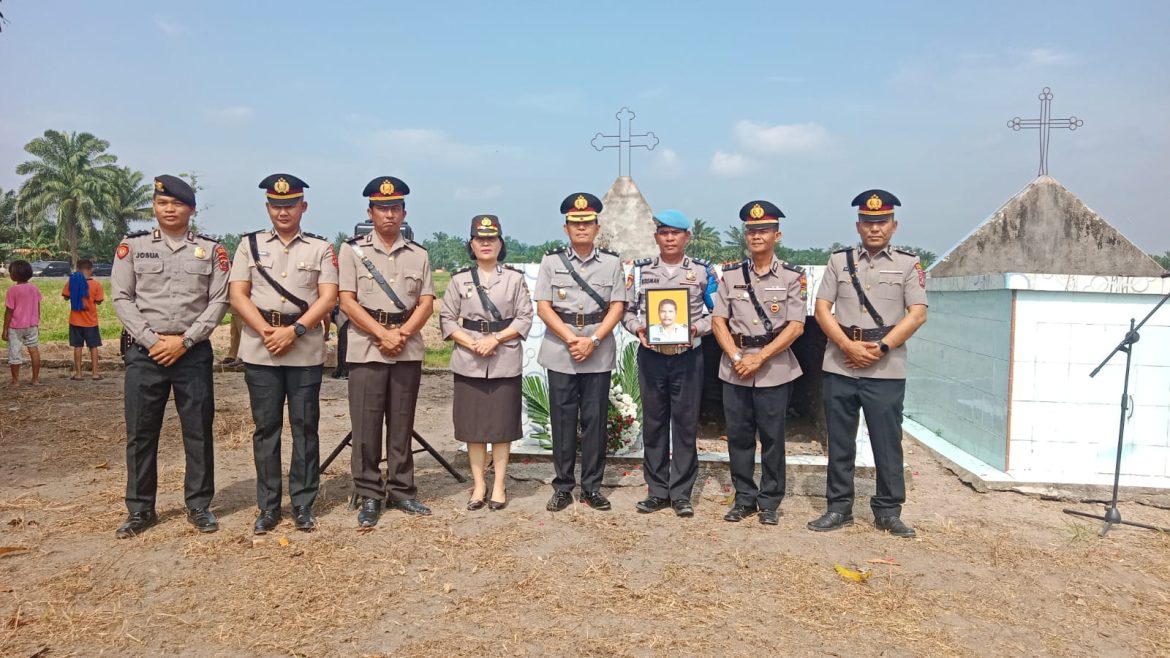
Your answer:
[124,230,149,238]
[454,266,472,275]
[895,248,917,257]
[633,257,652,267]
[833,247,851,254]
[721,261,742,271]
[304,231,326,241]
[782,263,804,274]
[546,247,566,256]
[504,264,524,274]
[598,247,620,257]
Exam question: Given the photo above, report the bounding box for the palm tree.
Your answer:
[0,187,17,242]
[16,130,119,266]
[686,217,724,262]
[723,225,747,261]
[104,167,153,235]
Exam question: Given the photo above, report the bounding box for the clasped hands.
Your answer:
[842,340,883,369]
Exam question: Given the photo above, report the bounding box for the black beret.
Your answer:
[153,175,196,208]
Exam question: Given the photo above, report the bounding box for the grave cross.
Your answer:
[1007,86,1084,176]
[591,106,659,177]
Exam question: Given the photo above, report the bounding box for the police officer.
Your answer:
[808,190,928,538]
[228,174,339,534]
[338,176,435,527]
[711,201,806,525]
[623,209,715,517]
[535,193,625,512]
[111,175,230,538]
[439,215,534,511]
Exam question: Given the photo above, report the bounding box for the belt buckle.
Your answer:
[478,320,490,333]
[851,326,863,342]
[574,313,585,328]
[269,310,282,327]
[377,310,389,325]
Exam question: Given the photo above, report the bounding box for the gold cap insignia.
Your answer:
[379,179,395,196]
[154,180,164,192]
[480,217,493,226]
[574,195,588,211]
[749,203,765,220]
[274,178,290,194]
[866,194,883,211]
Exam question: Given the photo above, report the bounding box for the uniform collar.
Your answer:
[264,228,305,245]
[370,232,410,255]
[567,246,598,263]
[856,243,893,261]
[748,255,781,276]
[152,228,195,243]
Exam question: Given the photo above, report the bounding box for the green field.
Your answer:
[424,271,452,368]
[0,277,123,342]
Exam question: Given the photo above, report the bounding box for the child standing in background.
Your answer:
[63,258,105,380]
[3,260,43,387]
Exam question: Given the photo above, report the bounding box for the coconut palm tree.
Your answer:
[686,217,724,262]
[103,167,153,235]
[16,130,119,266]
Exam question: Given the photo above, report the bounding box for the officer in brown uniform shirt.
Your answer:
[338,176,435,527]
[807,189,928,538]
[439,215,534,511]
[535,193,626,512]
[228,174,339,534]
[711,200,807,526]
[111,175,230,538]
[622,209,715,518]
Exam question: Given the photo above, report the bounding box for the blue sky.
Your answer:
[2,1,1168,255]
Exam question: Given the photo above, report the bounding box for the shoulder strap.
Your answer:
[469,268,503,322]
[844,248,885,327]
[250,233,310,313]
[556,251,607,311]
[740,260,773,333]
[346,241,406,311]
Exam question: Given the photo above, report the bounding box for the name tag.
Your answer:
[733,284,749,289]
[879,270,901,274]
[258,250,270,256]
[135,252,160,259]
[764,286,784,291]
[554,269,570,274]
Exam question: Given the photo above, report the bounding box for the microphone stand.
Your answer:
[1062,276,1170,536]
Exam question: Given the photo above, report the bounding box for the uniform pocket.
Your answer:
[877,274,904,300]
[295,262,321,288]
[133,260,165,291]
[403,269,424,296]
[358,273,377,295]
[184,260,214,293]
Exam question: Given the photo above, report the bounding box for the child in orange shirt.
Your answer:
[62,258,105,380]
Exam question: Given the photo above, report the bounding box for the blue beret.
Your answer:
[653,209,691,231]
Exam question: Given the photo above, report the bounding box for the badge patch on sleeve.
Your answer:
[915,261,926,289]
[214,245,230,272]
[799,273,808,301]
[116,243,130,260]
[626,273,633,290]
[328,244,338,269]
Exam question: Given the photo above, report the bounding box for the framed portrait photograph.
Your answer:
[646,288,690,345]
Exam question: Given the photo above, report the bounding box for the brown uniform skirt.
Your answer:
[452,374,523,444]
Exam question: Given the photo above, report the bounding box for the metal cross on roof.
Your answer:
[1007,87,1084,176]
[591,106,659,177]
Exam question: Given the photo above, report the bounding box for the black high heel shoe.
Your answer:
[467,488,487,511]
[488,489,507,511]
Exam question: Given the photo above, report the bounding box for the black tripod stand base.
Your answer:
[1063,508,1170,536]
[319,430,467,484]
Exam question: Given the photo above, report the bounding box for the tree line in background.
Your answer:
[4,129,1169,273]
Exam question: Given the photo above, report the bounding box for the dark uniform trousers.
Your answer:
[244,364,323,510]
[638,346,703,501]
[823,372,907,517]
[548,370,609,493]
[332,320,350,378]
[723,381,792,511]
[123,341,215,513]
[348,361,422,501]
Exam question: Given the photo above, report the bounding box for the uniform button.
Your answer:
[281,272,287,278]
[752,319,759,324]
[866,284,871,290]
[280,297,286,303]
[388,257,394,262]
[389,278,396,283]
[283,248,289,254]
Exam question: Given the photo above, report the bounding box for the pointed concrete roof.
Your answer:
[930,175,1163,277]
[597,176,657,260]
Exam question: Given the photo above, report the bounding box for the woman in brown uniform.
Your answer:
[440,215,533,510]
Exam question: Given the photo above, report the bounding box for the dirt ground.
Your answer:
[2,336,1170,657]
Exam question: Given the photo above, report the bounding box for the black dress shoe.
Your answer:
[875,515,916,538]
[723,504,757,522]
[488,490,507,511]
[759,509,780,525]
[580,491,611,510]
[467,488,487,511]
[807,511,854,532]
[672,500,695,518]
[293,506,316,531]
[253,509,281,535]
[635,496,670,513]
[115,510,158,539]
[546,491,573,512]
[389,499,432,516]
[357,497,382,527]
[187,507,219,533]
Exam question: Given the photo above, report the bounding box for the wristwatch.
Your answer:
[491,332,504,342]
[293,322,307,338]
[590,335,602,348]
[878,341,890,354]
[732,352,743,363]
[180,336,194,350]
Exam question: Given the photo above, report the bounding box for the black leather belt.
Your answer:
[840,324,893,342]
[461,318,514,333]
[647,343,692,356]
[362,306,411,326]
[259,309,301,327]
[733,332,778,348]
[556,309,606,328]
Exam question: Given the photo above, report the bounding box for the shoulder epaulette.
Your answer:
[782,263,805,274]
[691,257,712,267]
[833,247,851,254]
[124,230,149,239]
[633,257,652,267]
[598,247,620,257]
[195,233,221,243]
[545,247,565,256]
[408,239,427,250]
[503,264,524,274]
[721,260,743,272]
[345,237,360,245]
[895,248,917,257]
[243,229,263,237]
[303,231,326,241]
[453,266,472,275]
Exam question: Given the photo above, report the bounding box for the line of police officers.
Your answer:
[110,174,927,540]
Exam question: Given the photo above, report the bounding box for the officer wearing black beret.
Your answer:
[808,189,928,538]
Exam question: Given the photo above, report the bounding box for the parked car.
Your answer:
[91,262,113,277]
[30,260,72,277]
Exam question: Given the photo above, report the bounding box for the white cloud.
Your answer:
[207,106,254,124]
[154,16,182,37]
[733,120,829,155]
[710,151,753,177]
[651,148,684,178]
[1022,47,1075,67]
[454,185,504,201]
